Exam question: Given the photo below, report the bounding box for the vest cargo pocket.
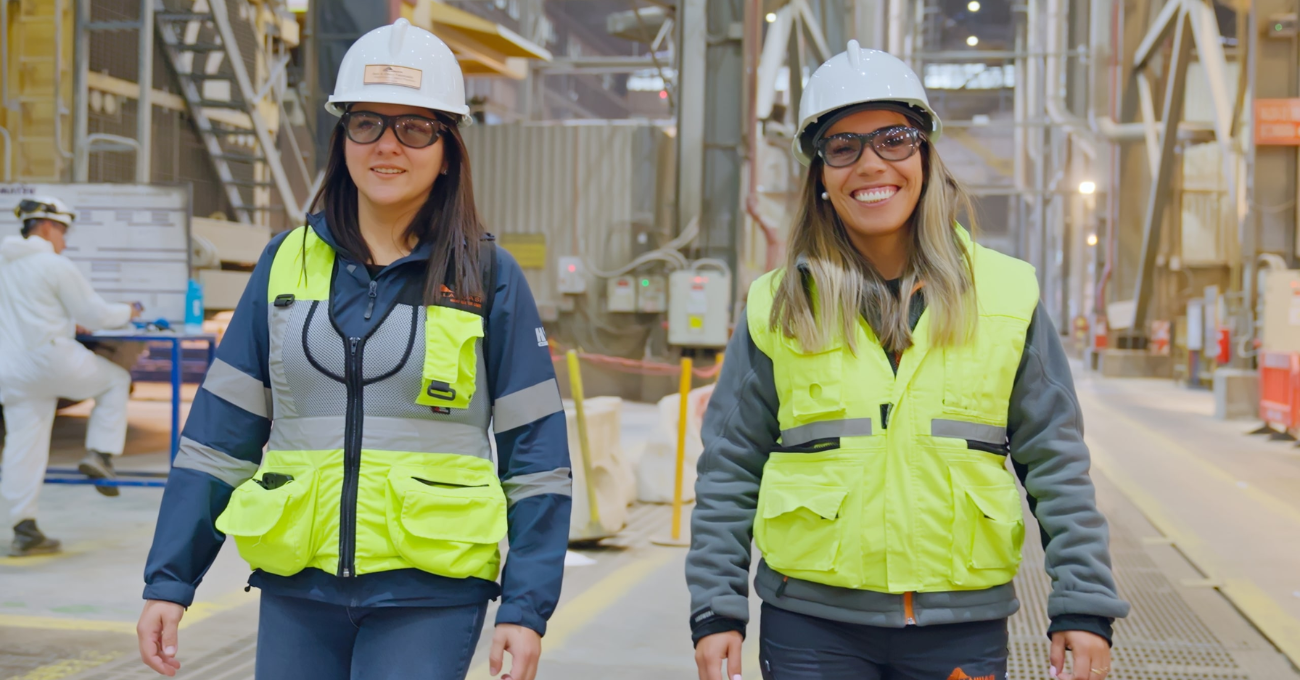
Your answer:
[386,469,507,579]
[778,337,846,421]
[754,483,849,573]
[950,480,1024,585]
[215,469,318,577]
[941,316,1026,419]
[417,307,484,410]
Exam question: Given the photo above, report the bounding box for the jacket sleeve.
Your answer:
[486,247,572,637]
[1008,305,1131,643]
[51,255,132,331]
[685,314,780,644]
[141,233,287,607]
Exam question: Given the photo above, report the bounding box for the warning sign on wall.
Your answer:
[1255,98,1300,146]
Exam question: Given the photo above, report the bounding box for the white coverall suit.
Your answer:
[0,234,133,522]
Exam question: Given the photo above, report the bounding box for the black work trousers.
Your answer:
[759,602,1009,680]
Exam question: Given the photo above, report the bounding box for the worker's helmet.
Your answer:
[13,196,77,230]
[325,18,471,125]
[793,40,942,166]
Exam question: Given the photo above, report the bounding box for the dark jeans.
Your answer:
[255,592,488,680]
[759,603,1009,680]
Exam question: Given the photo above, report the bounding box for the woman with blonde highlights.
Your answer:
[686,41,1129,680]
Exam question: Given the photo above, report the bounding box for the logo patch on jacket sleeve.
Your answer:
[535,327,548,347]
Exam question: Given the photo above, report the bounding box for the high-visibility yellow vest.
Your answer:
[745,228,1038,594]
[215,226,505,582]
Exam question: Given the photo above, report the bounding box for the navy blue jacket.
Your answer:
[142,213,572,636]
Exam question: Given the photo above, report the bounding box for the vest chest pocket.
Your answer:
[417,307,484,411]
[942,316,1026,419]
[754,482,849,573]
[385,468,508,579]
[949,464,1024,585]
[778,337,846,422]
[215,468,318,577]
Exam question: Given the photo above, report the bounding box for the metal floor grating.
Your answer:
[1008,505,1253,680]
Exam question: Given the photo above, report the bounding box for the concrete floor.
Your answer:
[2,369,1300,679]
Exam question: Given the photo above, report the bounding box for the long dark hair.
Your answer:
[308,110,486,304]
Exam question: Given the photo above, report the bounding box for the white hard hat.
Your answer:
[13,196,76,229]
[325,18,472,125]
[793,40,942,166]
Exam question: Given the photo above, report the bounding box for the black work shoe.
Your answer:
[9,520,61,557]
[78,451,120,497]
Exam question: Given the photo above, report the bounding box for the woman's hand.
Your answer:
[489,623,542,680]
[694,630,743,680]
[137,600,185,676]
[1050,630,1111,680]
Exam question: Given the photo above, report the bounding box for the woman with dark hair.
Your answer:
[687,41,1128,680]
[136,19,571,680]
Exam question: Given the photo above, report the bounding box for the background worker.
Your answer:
[687,42,1129,680]
[136,19,571,680]
[0,197,141,556]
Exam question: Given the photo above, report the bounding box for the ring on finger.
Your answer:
[1091,668,1110,675]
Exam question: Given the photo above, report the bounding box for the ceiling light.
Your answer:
[1086,233,1098,246]
[968,1,981,11]
[966,35,979,47]
[1079,180,1097,195]
[765,12,776,22]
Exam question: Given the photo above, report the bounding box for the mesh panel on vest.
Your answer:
[281,301,349,418]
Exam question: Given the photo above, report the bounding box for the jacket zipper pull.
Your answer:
[350,337,359,355]
[364,281,378,320]
[775,576,789,598]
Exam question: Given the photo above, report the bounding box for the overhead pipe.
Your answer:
[746,0,782,271]
[1044,0,1096,159]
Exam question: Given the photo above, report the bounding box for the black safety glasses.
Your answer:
[341,111,446,149]
[816,126,927,168]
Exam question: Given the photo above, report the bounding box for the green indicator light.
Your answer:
[642,279,650,287]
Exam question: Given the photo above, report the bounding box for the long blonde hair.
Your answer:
[769,140,977,355]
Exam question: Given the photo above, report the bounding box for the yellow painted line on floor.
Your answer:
[0,587,253,635]
[1086,432,1300,667]
[6,651,122,680]
[0,614,135,634]
[179,587,257,630]
[1085,394,1300,528]
[464,548,676,680]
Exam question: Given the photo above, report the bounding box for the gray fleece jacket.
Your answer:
[685,300,1131,644]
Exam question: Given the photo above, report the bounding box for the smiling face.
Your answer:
[819,108,926,253]
[343,102,445,214]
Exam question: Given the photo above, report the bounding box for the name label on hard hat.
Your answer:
[364,64,423,89]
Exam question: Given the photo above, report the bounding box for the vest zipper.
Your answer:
[364,281,378,320]
[339,335,365,578]
[903,591,916,625]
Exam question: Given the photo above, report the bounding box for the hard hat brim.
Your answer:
[325,96,474,126]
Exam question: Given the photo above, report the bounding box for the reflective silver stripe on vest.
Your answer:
[268,416,491,459]
[173,437,260,488]
[930,419,1007,446]
[780,418,873,447]
[501,468,573,507]
[493,379,564,433]
[202,358,272,419]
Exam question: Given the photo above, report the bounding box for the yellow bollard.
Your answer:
[655,356,694,547]
[566,350,603,534]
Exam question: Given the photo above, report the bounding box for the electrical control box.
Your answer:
[637,275,667,313]
[668,270,731,347]
[607,276,637,312]
[557,256,587,294]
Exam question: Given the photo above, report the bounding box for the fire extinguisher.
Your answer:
[1093,315,1109,350]
[1216,327,1231,364]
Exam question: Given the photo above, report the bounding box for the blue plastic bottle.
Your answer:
[185,279,204,334]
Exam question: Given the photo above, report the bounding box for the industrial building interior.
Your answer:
[1,0,1300,678]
